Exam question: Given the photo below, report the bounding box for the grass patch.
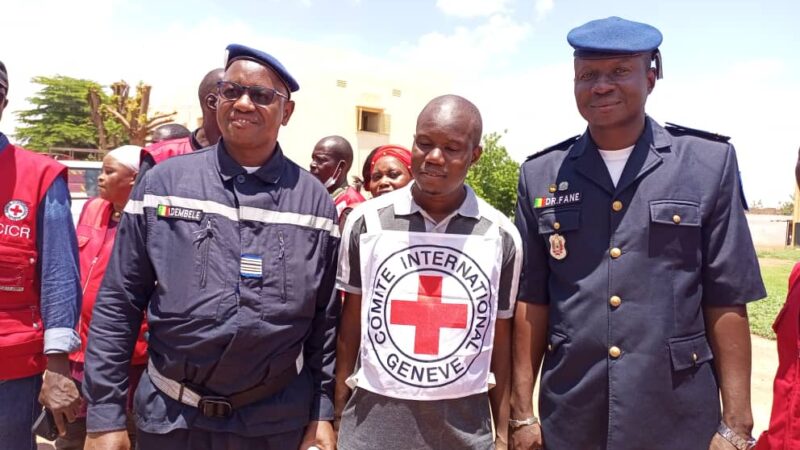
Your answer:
[748,248,797,339]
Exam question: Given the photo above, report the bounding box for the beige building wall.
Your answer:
[153,69,451,185]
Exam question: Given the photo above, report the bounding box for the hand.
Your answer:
[299,420,336,450]
[709,432,741,450]
[509,423,543,450]
[84,430,131,450]
[38,355,81,436]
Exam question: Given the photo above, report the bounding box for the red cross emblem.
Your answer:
[390,275,469,355]
[4,200,29,221]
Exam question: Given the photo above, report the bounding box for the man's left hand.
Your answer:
[298,420,336,450]
[38,354,81,436]
[709,433,739,450]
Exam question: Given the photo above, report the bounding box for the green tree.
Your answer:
[466,131,520,217]
[14,75,107,151]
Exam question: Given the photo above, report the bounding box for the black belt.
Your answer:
[147,352,302,418]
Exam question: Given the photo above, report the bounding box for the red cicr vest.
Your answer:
[0,144,66,380]
[141,137,193,165]
[71,197,149,365]
[756,262,800,450]
[334,186,365,222]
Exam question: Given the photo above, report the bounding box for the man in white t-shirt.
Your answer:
[335,95,522,450]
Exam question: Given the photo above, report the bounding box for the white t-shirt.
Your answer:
[598,145,634,187]
[242,166,260,174]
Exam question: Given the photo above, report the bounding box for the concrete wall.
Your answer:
[747,213,792,248]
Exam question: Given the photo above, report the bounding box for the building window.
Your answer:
[357,107,389,134]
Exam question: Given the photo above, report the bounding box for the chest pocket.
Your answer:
[648,200,701,265]
[537,208,580,235]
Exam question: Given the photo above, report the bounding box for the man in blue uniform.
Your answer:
[83,45,340,450]
[510,17,765,450]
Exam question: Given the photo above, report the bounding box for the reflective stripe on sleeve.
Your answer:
[140,194,339,237]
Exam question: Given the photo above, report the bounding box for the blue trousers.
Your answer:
[0,374,43,450]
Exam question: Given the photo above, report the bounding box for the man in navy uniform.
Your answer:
[510,17,765,450]
[83,44,340,450]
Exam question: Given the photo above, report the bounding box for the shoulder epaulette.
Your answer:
[664,122,730,143]
[525,135,580,161]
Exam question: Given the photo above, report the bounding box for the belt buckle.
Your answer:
[198,396,233,418]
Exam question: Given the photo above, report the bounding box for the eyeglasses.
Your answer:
[216,81,288,106]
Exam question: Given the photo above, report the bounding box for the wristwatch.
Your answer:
[509,416,539,428]
[717,422,756,450]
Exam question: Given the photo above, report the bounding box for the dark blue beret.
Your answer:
[225,44,299,93]
[567,16,662,58]
[0,60,7,89]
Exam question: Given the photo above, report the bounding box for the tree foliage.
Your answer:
[89,81,175,147]
[466,131,520,217]
[14,76,108,151]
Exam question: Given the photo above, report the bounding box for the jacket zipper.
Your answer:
[278,231,287,302]
[193,219,214,288]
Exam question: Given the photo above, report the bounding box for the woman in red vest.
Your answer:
[756,147,800,450]
[57,145,147,450]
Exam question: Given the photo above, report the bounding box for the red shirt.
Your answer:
[756,262,800,449]
[334,186,365,222]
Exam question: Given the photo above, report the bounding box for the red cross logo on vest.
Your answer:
[4,200,29,221]
[390,275,469,355]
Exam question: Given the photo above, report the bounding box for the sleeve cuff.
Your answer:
[310,394,334,421]
[43,327,81,354]
[86,403,129,433]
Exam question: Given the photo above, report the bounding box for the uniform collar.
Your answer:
[569,115,670,159]
[215,139,286,184]
[190,128,204,151]
[394,181,481,219]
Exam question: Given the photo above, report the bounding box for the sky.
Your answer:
[2,0,799,206]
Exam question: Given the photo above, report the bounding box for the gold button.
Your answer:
[672,214,681,224]
[610,247,622,259]
[609,346,621,358]
[612,200,623,212]
[547,344,553,352]
[553,222,561,230]
[609,296,621,307]
[692,352,698,363]
[548,184,557,193]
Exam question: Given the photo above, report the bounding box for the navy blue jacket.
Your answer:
[83,142,340,437]
[515,117,766,450]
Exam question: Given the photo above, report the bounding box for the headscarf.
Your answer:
[106,145,142,172]
[369,145,412,175]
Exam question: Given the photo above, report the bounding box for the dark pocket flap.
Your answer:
[668,332,713,371]
[538,209,580,234]
[650,200,700,227]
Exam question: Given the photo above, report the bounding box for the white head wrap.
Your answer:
[106,145,141,172]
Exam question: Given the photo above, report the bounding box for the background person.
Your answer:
[361,144,412,198]
[310,135,364,223]
[138,68,225,178]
